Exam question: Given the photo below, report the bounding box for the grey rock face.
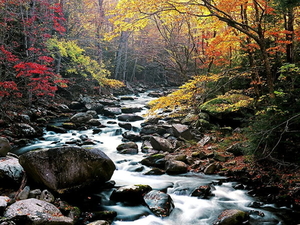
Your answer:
[19,146,116,194]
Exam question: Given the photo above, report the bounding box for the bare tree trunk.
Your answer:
[96,0,105,64]
[285,7,295,63]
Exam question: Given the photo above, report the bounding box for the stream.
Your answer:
[13,91,291,224]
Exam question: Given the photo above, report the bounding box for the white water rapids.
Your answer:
[14,91,287,224]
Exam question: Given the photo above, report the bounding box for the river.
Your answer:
[13,90,290,224]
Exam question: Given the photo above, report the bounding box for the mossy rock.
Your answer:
[199,93,253,116]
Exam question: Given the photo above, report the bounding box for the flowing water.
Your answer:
[13,91,292,224]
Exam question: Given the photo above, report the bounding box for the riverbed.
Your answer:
[13,91,289,224]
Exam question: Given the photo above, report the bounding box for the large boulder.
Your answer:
[19,146,116,194]
[4,198,73,224]
[0,155,24,186]
[143,190,174,217]
[0,137,11,157]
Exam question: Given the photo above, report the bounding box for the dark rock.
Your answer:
[88,119,102,126]
[118,148,139,154]
[141,140,153,153]
[191,185,214,199]
[13,123,42,138]
[172,124,193,140]
[4,198,73,224]
[70,112,93,124]
[144,168,165,175]
[0,137,11,157]
[0,156,24,186]
[214,209,249,225]
[103,107,122,116]
[99,98,119,106]
[117,114,144,122]
[140,154,166,168]
[140,125,167,135]
[121,106,142,113]
[150,136,174,152]
[144,190,174,217]
[46,124,68,133]
[110,184,152,204]
[117,142,138,151]
[226,143,244,156]
[122,131,141,141]
[19,146,116,194]
[165,160,188,175]
[204,163,218,175]
[118,122,132,130]
[120,96,136,101]
[69,101,86,110]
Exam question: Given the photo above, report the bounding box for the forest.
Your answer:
[1,0,300,166]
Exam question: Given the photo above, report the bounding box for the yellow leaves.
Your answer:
[99,78,125,88]
[147,73,223,116]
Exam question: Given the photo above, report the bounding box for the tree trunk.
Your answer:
[285,7,295,63]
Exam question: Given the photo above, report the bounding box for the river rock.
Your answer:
[88,119,102,126]
[118,122,132,130]
[144,190,174,217]
[121,106,142,113]
[117,142,138,151]
[172,123,193,140]
[150,136,174,152]
[191,185,214,199]
[19,146,116,194]
[0,137,11,157]
[141,140,153,153]
[140,125,167,136]
[120,96,136,101]
[13,123,41,138]
[204,163,218,175]
[117,114,144,122]
[214,209,249,225]
[0,156,24,186]
[69,101,86,110]
[103,106,122,116]
[122,131,141,141]
[46,124,68,133]
[4,198,73,224]
[140,154,166,168]
[110,184,152,204]
[86,103,104,114]
[99,98,119,106]
[165,160,188,175]
[87,220,110,225]
[116,143,138,154]
[70,112,93,124]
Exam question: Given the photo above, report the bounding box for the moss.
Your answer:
[199,93,253,115]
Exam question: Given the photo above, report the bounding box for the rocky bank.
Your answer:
[0,85,300,224]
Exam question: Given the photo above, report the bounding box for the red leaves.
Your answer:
[14,60,61,97]
[0,45,19,63]
[0,81,21,97]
